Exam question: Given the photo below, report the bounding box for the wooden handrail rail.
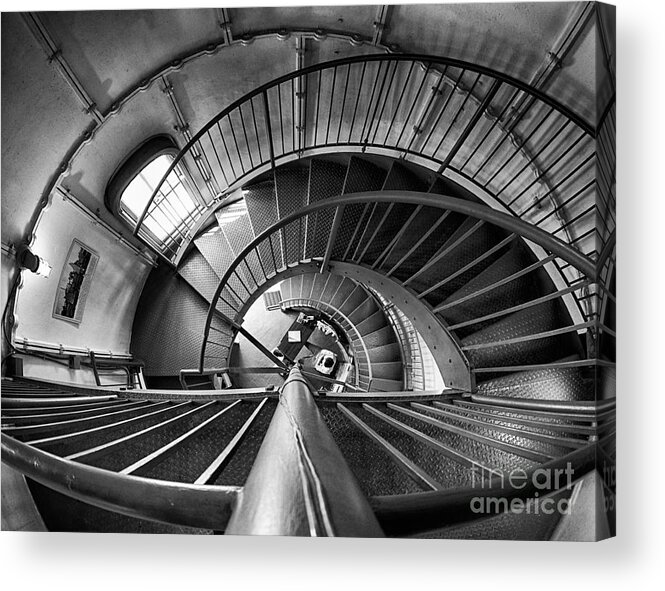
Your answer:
[1,433,241,531]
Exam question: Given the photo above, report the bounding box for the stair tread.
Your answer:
[331,156,389,259]
[369,378,404,392]
[306,159,347,258]
[347,297,380,325]
[355,309,389,336]
[178,251,221,303]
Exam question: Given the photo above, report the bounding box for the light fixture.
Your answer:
[16,244,52,278]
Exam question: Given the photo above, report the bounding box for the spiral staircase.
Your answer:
[1,52,615,539]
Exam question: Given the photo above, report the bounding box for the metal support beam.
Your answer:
[262,90,276,170]
[372,5,391,46]
[214,309,288,370]
[161,76,218,202]
[294,36,307,154]
[215,8,233,44]
[225,367,384,537]
[22,13,103,123]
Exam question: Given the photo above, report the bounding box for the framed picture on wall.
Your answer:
[52,239,99,325]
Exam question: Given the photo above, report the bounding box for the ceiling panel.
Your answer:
[64,82,179,232]
[384,2,578,83]
[229,5,377,39]
[543,18,598,128]
[168,37,297,137]
[1,13,95,246]
[39,9,225,113]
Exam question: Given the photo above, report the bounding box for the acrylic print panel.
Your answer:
[1,2,615,541]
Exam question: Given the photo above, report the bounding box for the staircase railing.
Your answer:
[134,54,604,265]
[89,351,145,389]
[1,375,612,536]
[369,440,601,536]
[280,296,368,391]
[368,288,423,391]
[199,190,602,384]
[1,433,241,531]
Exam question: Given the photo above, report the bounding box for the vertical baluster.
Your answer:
[291,77,296,153]
[217,119,238,180]
[360,60,387,145]
[277,82,285,156]
[383,60,416,147]
[325,65,338,145]
[336,64,351,145]
[321,206,344,272]
[229,110,246,175]
[419,66,466,154]
[395,61,431,148]
[313,69,322,146]
[262,90,276,171]
[348,60,368,143]
[208,127,229,188]
[370,59,400,145]
[255,245,268,281]
[249,96,263,164]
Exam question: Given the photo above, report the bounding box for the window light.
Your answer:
[119,154,200,244]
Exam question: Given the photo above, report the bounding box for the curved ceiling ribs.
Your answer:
[16,12,395,246]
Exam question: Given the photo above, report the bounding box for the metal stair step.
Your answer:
[347,297,380,325]
[371,361,404,381]
[177,251,221,303]
[355,309,389,337]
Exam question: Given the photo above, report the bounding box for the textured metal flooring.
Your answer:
[131,267,213,376]
[26,481,213,534]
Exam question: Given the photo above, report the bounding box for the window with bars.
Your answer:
[119,154,201,243]
[106,136,204,257]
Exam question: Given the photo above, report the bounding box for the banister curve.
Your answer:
[135,53,597,254]
[1,433,241,531]
[200,191,598,372]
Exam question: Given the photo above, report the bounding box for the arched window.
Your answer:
[106,136,203,255]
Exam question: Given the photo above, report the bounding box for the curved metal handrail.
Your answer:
[200,190,598,372]
[597,228,616,277]
[135,53,597,261]
[1,433,240,531]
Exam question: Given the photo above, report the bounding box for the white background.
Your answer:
[2,0,662,588]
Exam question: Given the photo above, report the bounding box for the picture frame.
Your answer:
[52,239,99,325]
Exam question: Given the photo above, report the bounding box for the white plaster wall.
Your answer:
[13,192,151,355]
[16,355,99,385]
